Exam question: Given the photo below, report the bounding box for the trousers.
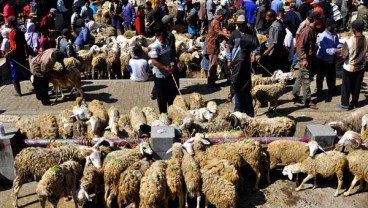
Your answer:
[154,76,176,113]
[292,65,312,104]
[341,69,364,107]
[33,76,50,104]
[207,54,218,86]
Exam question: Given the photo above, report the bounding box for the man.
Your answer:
[271,0,283,14]
[357,0,368,31]
[57,0,69,25]
[154,0,169,24]
[338,20,368,110]
[122,0,136,31]
[198,0,207,35]
[58,29,76,58]
[30,49,66,105]
[207,0,216,26]
[4,16,29,97]
[291,12,321,109]
[71,6,84,35]
[81,0,94,22]
[298,0,313,20]
[255,0,269,34]
[177,0,187,24]
[41,8,57,33]
[244,0,258,29]
[2,0,14,26]
[316,18,341,100]
[110,0,124,34]
[263,10,285,72]
[227,15,259,115]
[284,3,302,37]
[206,9,230,87]
[187,1,200,37]
[144,1,155,36]
[312,0,324,16]
[149,24,176,113]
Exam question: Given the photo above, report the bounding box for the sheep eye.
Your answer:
[143,147,146,150]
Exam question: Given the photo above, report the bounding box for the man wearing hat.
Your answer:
[40,8,57,33]
[292,12,321,109]
[316,18,341,100]
[206,8,230,87]
[338,20,368,110]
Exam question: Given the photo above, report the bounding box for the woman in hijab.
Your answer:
[74,20,96,51]
[24,22,40,57]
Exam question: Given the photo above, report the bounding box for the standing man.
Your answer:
[255,0,269,34]
[207,0,216,26]
[144,1,155,36]
[263,10,285,73]
[177,0,187,24]
[122,0,136,31]
[284,3,302,37]
[198,0,207,35]
[57,0,69,25]
[291,12,321,109]
[244,0,258,29]
[316,18,341,99]
[271,0,283,14]
[338,20,368,110]
[81,0,94,22]
[206,9,230,87]
[149,24,176,113]
[4,16,29,97]
[187,0,200,37]
[357,0,368,31]
[110,0,124,34]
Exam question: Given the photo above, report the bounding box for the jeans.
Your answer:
[112,18,124,34]
[316,59,336,94]
[177,10,185,24]
[341,69,364,108]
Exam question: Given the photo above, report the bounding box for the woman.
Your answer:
[74,21,96,51]
[24,22,40,57]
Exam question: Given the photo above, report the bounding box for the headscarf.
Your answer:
[85,21,97,31]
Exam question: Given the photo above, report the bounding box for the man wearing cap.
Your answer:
[58,29,76,58]
[357,0,368,31]
[148,24,176,113]
[41,8,57,33]
[292,12,321,109]
[316,18,341,100]
[177,0,187,24]
[206,9,230,87]
[338,20,368,110]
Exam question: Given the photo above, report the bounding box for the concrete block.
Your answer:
[0,128,18,181]
[153,151,172,160]
[304,124,336,149]
[150,126,175,160]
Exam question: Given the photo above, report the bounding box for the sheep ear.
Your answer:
[105,126,111,130]
[201,139,211,145]
[318,146,326,153]
[287,170,293,180]
[84,191,91,201]
[362,120,367,127]
[166,148,173,154]
[186,138,195,143]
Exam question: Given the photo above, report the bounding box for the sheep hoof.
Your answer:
[343,192,350,197]
[295,188,300,192]
[334,193,339,197]
[312,186,317,190]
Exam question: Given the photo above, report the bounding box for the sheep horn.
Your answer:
[230,114,240,128]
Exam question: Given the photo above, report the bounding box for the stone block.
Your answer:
[0,128,18,181]
[304,124,336,149]
[150,126,175,160]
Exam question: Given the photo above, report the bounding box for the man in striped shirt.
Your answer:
[337,20,368,110]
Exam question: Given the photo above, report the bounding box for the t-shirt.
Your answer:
[244,1,257,24]
[267,20,285,55]
[342,36,368,72]
[148,39,171,78]
[128,57,150,81]
[284,28,294,61]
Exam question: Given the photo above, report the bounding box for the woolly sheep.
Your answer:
[16,116,41,139]
[343,150,368,196]
[139,160,168,208]
[206,101,217,114]
[72,120,88,139]
[165,143,185,208]
[106,45,122,79]
[87,99,109,127]
[72,97,91,121]
[36,160,83,208]
[181,151,202,208]
[251,74,276,88]
[48,68,83,103]
[130,106,147,137]
[103,142,153,208]
[201,158,240,187]
[335,130,363,151]
[178,51,200,72]
[142,107,159,126]
[120,51,132,78]
[251,78,287,115]
[328,105,368,135]
[173,96,189,110]
[12,145,101,207]
[53,57,81,71]
[39,114,59,139]
[118,114,135,138]
[57,110,75,139]
[168,105,192,123]
[117,158,151,208]
[267,140,323,183]
[91,50,108,79]
[188,107,214,122]
[282,151,347,197]
[106,106,120,136]
[189,93,205,110]
[360,114,368,145]
[205,130,244,138]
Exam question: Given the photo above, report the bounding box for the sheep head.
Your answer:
[86,149,102,169]
[305,140,325,157]
[86,116,102,135]
[361,114,368,129]
[282,164,303,180]
[77,188,92,206]
[166,142,183,155]
[138,141,153,155]
[337,130,362,148]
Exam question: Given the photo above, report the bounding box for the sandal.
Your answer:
[307,102,318,110]
[227,93,233,103]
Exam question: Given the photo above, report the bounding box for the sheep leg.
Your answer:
[204,198,208,208]
[12,177,22,207]
[312,176,317,189]
[295,173,299,186]
[49,196,60,208]
[38,196,46,208]
[60,87,65,100]
[295,174,314,192]
[344,176,360,196]
[178,192,184,208]
[53,86,59,103]
[267,163,277,184]
[335,173,344,197]
[357,178,364,192]
[76,88,84,99]
[185,191,189,208]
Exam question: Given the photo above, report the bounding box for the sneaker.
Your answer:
[336,104,349,111]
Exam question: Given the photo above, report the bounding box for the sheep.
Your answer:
[231,112,296,137]
[118,114,135,138]
[38,114,59,140]
[117,159,151,208]
[47,68,83,103]
[57,110,75,139]
[189,93,205,110]
[343,150,368,196]
[178,51,200,73]
[139,160,168,208]
[142,107,159,126]
[36,160,83,208]
[335,130,364,151]
[12,145,101,207]
[72,120,88,139]
[200,168,238,208]
[267,140,323,184]
[76,47,96,77]
[251,78,287,115]
[53,57,81,71]
[72,97,91,121]
[130,106,147,137]
[87,99,109,128]
[16,116,41,139]
[168,105,193,123]
[159,113,171,126]
[360,114,368,145]
[120,51,132,78]
[205,130,244,138]
[103,142,153,208]
[251,73,277,88]
[86,116,103,139]
[201,158,240,187]
[106,44,122,79]
[282,151,347,197]
[165,143,185,208]
[328,105,368,135]
[106,106,120,136]
[173,96,189,110]
[91,50,108,79]
[181,150,202,208]
[206,101,217,114]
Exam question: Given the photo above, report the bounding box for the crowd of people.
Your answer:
[0,0,367,114]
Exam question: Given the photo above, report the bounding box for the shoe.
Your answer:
[150,95,157,100]
[306,102,318,109]
[336,104,349,111]
[292,95,303,104]
[42,100,51,106]
[12,80,22,96]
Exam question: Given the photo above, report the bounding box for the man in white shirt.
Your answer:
[283,20,294,70]
[128,45,150,81]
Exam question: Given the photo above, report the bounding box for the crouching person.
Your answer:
[30,49,65,105]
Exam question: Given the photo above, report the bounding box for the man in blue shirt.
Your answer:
[243,0,257,28]
[271,0,283,14]
[122,0,136,31]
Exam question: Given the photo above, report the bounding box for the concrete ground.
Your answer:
[0,77,368,207]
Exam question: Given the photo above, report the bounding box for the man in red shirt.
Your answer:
[3,0,15,26]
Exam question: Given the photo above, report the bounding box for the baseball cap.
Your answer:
[352,19,365,32]
[162,15,173,25]
[50,8,57,14]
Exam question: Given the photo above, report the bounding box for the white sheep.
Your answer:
[12,145,102,207]
[72,97,91,121]
[106,106,120,136]
[282,151,347,197]
[343,150,368,196]
[130,106,147,137]
[328,105,368,135]
[36,160,83,208]
[57,110,75,139]
[139,160,168,208]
